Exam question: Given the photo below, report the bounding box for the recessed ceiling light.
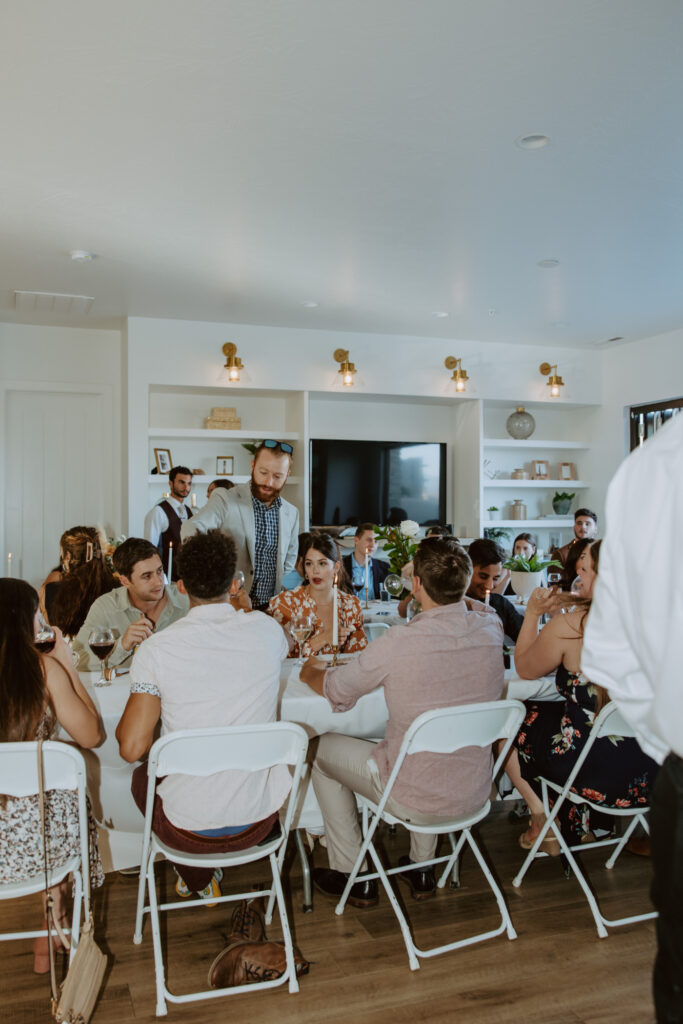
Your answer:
[515,134,551,150]
[432,311,449,318]
[537,259,560,268]
[302,301,318,308]
[70,250,96,262]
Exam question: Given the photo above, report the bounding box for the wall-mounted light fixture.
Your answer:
[334,348,357,387]
[222,342,244,383]
[444,356,469,393]
[539,361,564,397]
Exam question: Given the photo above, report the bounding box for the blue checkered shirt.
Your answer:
[250,494,281,606]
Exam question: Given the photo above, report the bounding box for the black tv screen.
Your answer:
[310,439,447,526]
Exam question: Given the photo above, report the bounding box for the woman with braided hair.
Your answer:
[42,526,117,637]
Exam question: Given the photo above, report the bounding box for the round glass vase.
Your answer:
[506,407,536,440]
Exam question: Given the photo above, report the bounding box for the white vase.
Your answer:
[487,510,502,521]
[509,570,544,602]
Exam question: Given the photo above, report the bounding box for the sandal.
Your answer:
[518,813,561,856]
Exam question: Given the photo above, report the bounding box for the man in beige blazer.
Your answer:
[181,440,299,608]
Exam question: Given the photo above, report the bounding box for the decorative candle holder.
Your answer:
[331,645,339,666]
[364,588,370,609]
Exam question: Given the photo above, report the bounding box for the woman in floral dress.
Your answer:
[269,532,367,657]
[0,579,103,973]
[503,540,658,850]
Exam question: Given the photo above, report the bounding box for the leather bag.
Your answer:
[37,742,107,1024]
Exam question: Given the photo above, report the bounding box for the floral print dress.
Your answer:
[268,584,368,658]
[515,664,658,841]
[0,710,104,888]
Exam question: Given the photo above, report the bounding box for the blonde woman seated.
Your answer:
[269,532,368,657]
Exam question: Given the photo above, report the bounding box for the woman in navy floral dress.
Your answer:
[504,541,658,850]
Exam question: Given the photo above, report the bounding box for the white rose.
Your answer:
[399,520,420,538]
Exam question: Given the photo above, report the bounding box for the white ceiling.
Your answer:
[2,0,683,348]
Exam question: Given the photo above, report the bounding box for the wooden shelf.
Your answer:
[148,428,300,441]
[483,438,589,450]
[483,479,589,488]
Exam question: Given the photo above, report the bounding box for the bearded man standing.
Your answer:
[181,440,299,608]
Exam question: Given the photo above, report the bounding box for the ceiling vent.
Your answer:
[14,290,94,315]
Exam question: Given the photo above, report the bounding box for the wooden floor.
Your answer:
[1,806,657,1023]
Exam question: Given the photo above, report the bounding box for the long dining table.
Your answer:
[75,651,559,872]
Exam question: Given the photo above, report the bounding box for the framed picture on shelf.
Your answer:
[559,462,576,481]
[532,459,549,479]
[216,455,234,476]
[154,448,173,474]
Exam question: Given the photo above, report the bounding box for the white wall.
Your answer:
[0,323,125,557]
[588,329,683,520]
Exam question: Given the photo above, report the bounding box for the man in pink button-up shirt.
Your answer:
[301,537,504,907]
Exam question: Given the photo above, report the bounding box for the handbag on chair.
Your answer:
[37,741,107,1023]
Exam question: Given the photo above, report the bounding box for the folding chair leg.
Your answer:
[464,831,516,940]
[437,831,465,889]
[134,842,151,944]
[294,829,313,912]
[367,841,420,971]
[145,861,168,1015]
[605,816,639,869]
[70,871,83,958]
[270,853,299,994]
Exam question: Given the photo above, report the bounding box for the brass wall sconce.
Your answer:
[223,342,244,383]
[444,356,469,393]
[539,361,564,397]
[334,348,357,387]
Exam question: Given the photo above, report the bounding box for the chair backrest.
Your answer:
[377,700,525,814]
[0,742,91,909]
[150,722,308,779]
[365,622,391,642]
[592,701,639,741]
[0,741,85,797]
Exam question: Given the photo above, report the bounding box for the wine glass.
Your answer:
[88,628,115,687]
[384,573,412,598]
[290,614,315,667]
[569,575,583,597]
[547,571,562,590]
[34,616,56,654]
[233,570,246,591]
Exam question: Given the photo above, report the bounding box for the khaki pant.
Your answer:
[311,733,456,873]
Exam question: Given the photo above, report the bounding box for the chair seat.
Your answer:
[358,796,491,834]
[150,831,284,869]
[0,857,81,901]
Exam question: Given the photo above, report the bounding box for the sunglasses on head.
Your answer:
[262,439,293,455]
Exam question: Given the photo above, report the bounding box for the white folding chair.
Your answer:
[512,702,657,938]
[364,622,391,642]
[0,741,90,960]
[133,722,308,1016]
[335,700,526,970]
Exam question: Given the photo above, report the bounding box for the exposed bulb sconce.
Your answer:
[334,348,357,387]
[539,361,564,398]
[222,342,244,383]
[444,356,469,393]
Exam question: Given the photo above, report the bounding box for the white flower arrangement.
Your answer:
[399,519,420,538]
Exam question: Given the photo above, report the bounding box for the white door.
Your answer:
[4,388,112,587]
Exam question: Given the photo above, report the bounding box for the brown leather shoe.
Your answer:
[312,867,378,908]
[397,856,436,900]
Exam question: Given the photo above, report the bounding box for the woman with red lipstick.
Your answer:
[268,532,368,658]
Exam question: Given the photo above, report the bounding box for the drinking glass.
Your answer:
[88,628,115,687]
[547,571,562,589]
[291,614,315,667]
[234,570,246,591]
[34,616,56,654]
[384,573,412,598]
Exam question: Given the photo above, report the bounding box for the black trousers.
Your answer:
[651,753,683,1023]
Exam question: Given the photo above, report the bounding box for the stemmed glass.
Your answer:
[384,574,412,598]
[547,571,562,589]
[291,614,315,668]
[234,570,246,591]
[34,615,56,654]
[88,628,115,687]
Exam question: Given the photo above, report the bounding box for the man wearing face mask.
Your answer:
[182,440,299,609]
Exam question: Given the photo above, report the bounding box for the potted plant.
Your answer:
[503,552,563,603]
[552,490,575,515]
[487,505,502,521]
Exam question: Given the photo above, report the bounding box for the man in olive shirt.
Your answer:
[72,538,189,671]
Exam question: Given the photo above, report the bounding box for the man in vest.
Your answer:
[144,465,193,581]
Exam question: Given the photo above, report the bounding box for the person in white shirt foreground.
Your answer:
[582,414,683,1024]
[116,528,289,901]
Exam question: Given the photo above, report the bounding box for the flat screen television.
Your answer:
[310,439,447,526]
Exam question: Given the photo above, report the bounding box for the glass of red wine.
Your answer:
[34,617,56,654]
[88,627,115,687]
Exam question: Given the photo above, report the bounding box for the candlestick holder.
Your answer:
[364,588,370,609]
[331,645,339,666]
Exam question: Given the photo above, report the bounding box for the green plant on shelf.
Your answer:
[552,491,576,503]
[503,553,562,573]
